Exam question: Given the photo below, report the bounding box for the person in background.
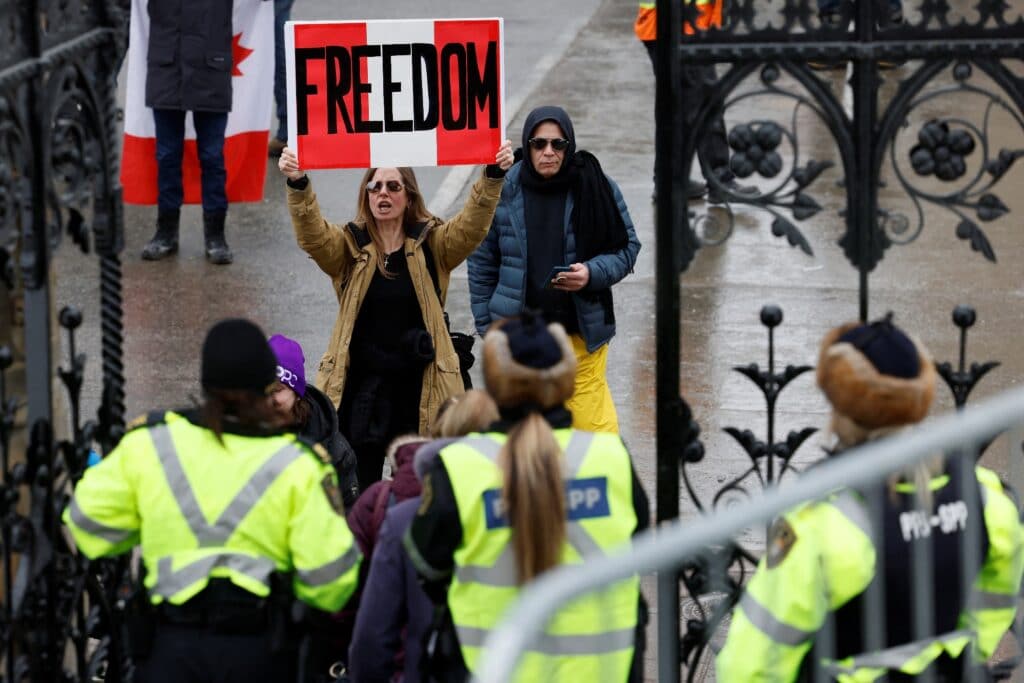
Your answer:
[406,314,650,681]
[468,106,641,434]
[717,315,1024,681]
[268,0,294,157]
[268,333,359,508]
[63,318,361,683]
[277,140,513,488]
[633,0,758,204]
[140,0,235,264]
[808,0,905,70]
[348,389,500,683]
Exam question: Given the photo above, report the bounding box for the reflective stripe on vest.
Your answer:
[456,623,636,656]
[296,544,362,587]
[149,424,305,547]
[443,429,639,679]
[739,592,816,646]
[454,431,602,588]
[823,628,973,677]
[969,589,1017,610]
[67,497,137,545]
[147,424,305,596]
[152,553,278,599]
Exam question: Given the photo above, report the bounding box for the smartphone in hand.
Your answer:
[545,266,572,289]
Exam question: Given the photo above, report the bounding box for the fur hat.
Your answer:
[817,315,936,441]
[482,314,577,410]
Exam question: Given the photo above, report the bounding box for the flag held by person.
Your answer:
[121,0,273,204]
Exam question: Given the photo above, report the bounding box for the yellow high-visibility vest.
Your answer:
[717,467,1024,682]
[440,430,640,681]
[63,411,362,612]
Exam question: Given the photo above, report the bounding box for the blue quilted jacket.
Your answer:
[467,162,641,352]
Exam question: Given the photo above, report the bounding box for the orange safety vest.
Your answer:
[634,0,723,40]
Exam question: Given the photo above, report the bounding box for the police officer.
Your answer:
[405,313,650,681]
[717,315,1024,681]
[63,318,362,683]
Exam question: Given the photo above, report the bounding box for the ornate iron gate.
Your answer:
[0,1,128,680]
[652,0,1024,679]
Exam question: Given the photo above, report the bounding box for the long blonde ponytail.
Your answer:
[498,413,565,584]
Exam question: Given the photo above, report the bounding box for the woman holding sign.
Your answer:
[278,141,513,488]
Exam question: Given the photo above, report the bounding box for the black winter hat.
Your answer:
[201,318,277,394]
[503,315,564,370]
[836,313,920,379]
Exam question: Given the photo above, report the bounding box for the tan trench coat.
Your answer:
[286,173,503,434]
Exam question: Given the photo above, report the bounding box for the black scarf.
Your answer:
[519,149,629,324]
[520,148,628,264]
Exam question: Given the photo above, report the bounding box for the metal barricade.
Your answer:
[475,384,1024,682]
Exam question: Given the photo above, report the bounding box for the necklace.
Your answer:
[384,253,390,270]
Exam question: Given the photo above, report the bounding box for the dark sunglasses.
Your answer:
[527,137,570,152]
[366,180,404,194]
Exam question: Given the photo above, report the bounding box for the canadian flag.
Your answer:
[120,0,273,204]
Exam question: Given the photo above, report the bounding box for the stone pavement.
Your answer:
[53,0,1024,679]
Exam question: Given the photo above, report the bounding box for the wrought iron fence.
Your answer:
[653,0,1024,680]
[0,1,128,681]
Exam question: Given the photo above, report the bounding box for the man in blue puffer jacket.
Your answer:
[468,105,641,433]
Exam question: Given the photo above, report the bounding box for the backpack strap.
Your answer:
[419,230,442,302]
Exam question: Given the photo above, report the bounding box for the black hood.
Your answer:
[301,385,339,444]
[521,105,576,182]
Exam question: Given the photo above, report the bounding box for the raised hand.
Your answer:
[495,139,514,171]
[278,146,304,181]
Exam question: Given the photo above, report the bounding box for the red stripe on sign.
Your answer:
[121,131,270,205]
[434,20,502,166]
[294,22,372,169]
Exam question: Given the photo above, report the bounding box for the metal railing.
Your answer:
[474,384,1024,682]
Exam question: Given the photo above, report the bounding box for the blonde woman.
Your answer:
[405,314,650,681]
[278,142,513,488]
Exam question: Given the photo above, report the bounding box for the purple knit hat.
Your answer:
[268,334,306,397]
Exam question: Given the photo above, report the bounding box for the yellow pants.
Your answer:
[566,335,619,434]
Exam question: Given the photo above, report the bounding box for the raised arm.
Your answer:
[429,140,513,272]
[278,147,357,278]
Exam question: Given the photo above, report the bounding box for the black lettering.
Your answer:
[324,46,353,134]
[411,43,439,131]
[294,47,325,136]
[440,44,467,131]
[352,45,383,133]
[382,44,413,132]
[466,41,500,130]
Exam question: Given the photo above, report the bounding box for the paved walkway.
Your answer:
[54,0,1024,679]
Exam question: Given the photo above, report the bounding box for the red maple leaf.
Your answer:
[231,32,253,77]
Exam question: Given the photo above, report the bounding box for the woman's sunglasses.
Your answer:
[366,180,405,194]
[527,137,570,152]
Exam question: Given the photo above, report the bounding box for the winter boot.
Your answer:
[141,209,180,261]
[203,211,233,265]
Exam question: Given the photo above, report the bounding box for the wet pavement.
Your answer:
[53,0,1024,680]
